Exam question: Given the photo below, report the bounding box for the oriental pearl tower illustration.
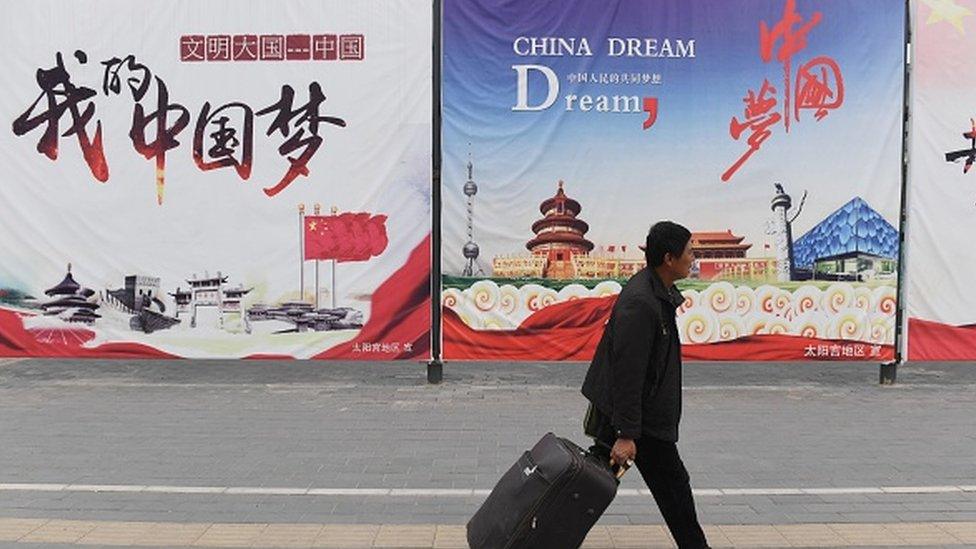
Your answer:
[461,154,484,276]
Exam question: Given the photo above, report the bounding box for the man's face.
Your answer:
[666,240,695,281]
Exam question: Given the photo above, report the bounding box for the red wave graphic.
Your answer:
[2,235,432,360]
[315,234,431,360]
[0,308,177,359]
[908,318,976,360]
[444,296,894,362]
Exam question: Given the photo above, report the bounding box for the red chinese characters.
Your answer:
[180,36,205,62]
[257,83,347,197]
[206,35,232,62]
[944,118,976,173]
[260,35,285,61]
[11,51,109,182]
[759,0,822,132]
[723,79,782,182]
[129,78,190,205]
[723,0,845,182]
[180,34,365,62]
[313,35,338,61]
[232,35,258,61]
[795,56,844,122]
[338,35,365,61]
[12,51,346,204]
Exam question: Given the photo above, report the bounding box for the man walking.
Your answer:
[582,220,709,549]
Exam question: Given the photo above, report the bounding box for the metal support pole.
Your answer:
[299,204,306,302]
[331,205,338,309]
[314,204,321,309]
[428,0,444,384]
[884,0,911,385]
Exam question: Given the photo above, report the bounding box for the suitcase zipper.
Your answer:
[504,441,583,549]
[507,474,572,548]
[530,448,619,547]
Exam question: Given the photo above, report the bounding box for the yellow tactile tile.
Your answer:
[432,525,467,549]
[312,524,378,548]
[193,523,268,547]
[248,523,323,547]
[373,524,436,547]
[717,525,791,547]
[607,524,674,548]
[19,520,98,544]
[77,521,157,545]
[0,518,48,541]
[3,518,976,547]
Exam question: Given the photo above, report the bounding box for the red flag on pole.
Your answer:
[304,213,388,261]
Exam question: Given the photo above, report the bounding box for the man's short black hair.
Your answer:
[644,221,692,267]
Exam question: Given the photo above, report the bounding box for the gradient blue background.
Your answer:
[442,0,905,276]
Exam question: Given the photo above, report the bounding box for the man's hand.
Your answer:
[610,437,636,467]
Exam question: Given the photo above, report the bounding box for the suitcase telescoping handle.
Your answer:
[611,458,634,480]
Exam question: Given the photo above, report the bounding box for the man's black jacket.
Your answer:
[581,268,684,442]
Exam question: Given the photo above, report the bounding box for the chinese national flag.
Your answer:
[304,213,388,262]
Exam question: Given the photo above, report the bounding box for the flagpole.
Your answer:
[331,205,338,309]
[298,203,306,303]
[314,203,321,309]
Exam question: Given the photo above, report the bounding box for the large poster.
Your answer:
[443,0,904,361]
[907,0,976,360]
[0,0,431,359]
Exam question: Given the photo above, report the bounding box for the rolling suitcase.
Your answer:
[466,432,629,549]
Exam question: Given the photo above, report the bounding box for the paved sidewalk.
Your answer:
[2,518,976,547]
[0,359,975,547]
